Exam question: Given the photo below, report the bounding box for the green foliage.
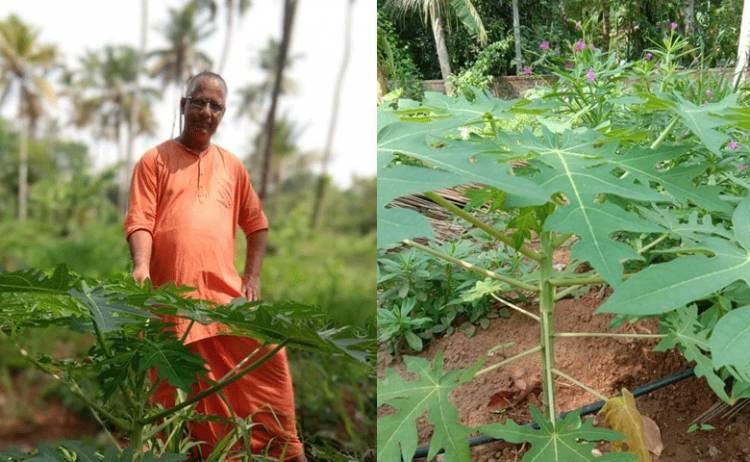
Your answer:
[378,12,424,98]
[380,0,743,79]
[377,32,750,461]
[598,196,750,315]
[449,37,513,96]
[377,353,482,462]
[377,297,433,351]
[653,306,731,402]
[480,408,634,462]
[0,265,374,460]
[377,240,518,353]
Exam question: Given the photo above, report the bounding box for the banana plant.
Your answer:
[376,84,750,462]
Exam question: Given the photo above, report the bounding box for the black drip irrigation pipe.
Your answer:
[412,367,695,460]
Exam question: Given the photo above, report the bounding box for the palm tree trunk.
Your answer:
[377,62,389,99]
[121,0,148,214]
[217,1,235,73]
[310,0,354,229]
[18,116,28,222]
[259,0,297,200]
[430,12,452,93]
[683,0,695,36]
[735,0,750,89]
[512,0,522,74]
[602,0,611,51]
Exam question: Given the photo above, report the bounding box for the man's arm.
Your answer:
[128,230,153,284]
[241,229,268,301]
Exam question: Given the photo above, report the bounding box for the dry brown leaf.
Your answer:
[598,388,651,462]
[488,390,513,410]
[642,416,663,456]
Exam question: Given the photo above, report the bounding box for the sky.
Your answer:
[0,0,375,187]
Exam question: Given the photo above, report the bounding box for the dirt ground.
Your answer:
[0,387,99,452]
[378,289,750,462]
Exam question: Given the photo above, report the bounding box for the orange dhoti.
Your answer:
[152,336,304,460]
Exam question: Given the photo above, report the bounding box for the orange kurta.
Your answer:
[124,139,267,343]
[124,140,303,459]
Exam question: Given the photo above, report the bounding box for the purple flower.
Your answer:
[586,67,596,82]
[645,52,653,61]
[575,20,582,31]
[727,140,740,151]
[564,61,574,70]
[539,40,550,51]
[574,40,586,53]
[705,88,714,99]
[670,21,678,30]
[522,66,533,76]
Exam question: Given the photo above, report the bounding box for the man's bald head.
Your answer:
[184,71,228,97]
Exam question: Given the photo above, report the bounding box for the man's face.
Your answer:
[181,77,226,142]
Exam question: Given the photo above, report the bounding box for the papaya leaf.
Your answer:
[479,407,635,462]
[598,197,750,316]
[378,353,476,462]
[378,122,548,205]
[0,265,78,295]
[502,128,666,284]
[69,281,152,334]
[653,306,730,402]
[636,207,733,242]
[710,305,750,368]
[419,90,515,123]
[135,334,207,393]
[376,97,550,249]
[377,207,434,248]
[598,389,651,462]
[205,299,374,363]
[608,146,731,213]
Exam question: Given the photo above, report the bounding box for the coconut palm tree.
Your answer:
[0,14,59,222]
[67,45,157,210]
[385,0,487,91]
[235,38,299,123]
[149,1,214,135]
[512,0,522,73]
[310,0,354,229]
[258,0,298,200]
[194,0,253,73]
[735,0,750,88]
[248,114,304,191]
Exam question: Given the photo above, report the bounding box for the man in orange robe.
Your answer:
[124,71,305,461]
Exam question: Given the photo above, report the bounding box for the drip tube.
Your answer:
[411,367,695,460]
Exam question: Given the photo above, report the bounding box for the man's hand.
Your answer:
[132,265,151,286]
[241,274,261,301]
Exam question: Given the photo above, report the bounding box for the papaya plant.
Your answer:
[377,46,750,461]
[0,266,373,461]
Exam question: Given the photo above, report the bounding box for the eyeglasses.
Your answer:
[185,97,225,114]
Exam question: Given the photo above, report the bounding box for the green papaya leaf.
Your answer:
[136,334,207,393]
[378,353,477,462]
[653,306,730,402]
[480,407,635,462]
[636,207,733,242]
[502,128,666,284]
[599,197,750,315]
[710,305,750,368]
[377,207,434,248]
[0,265,78,295]
[69,281,152,333]
[608,146,731,213]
